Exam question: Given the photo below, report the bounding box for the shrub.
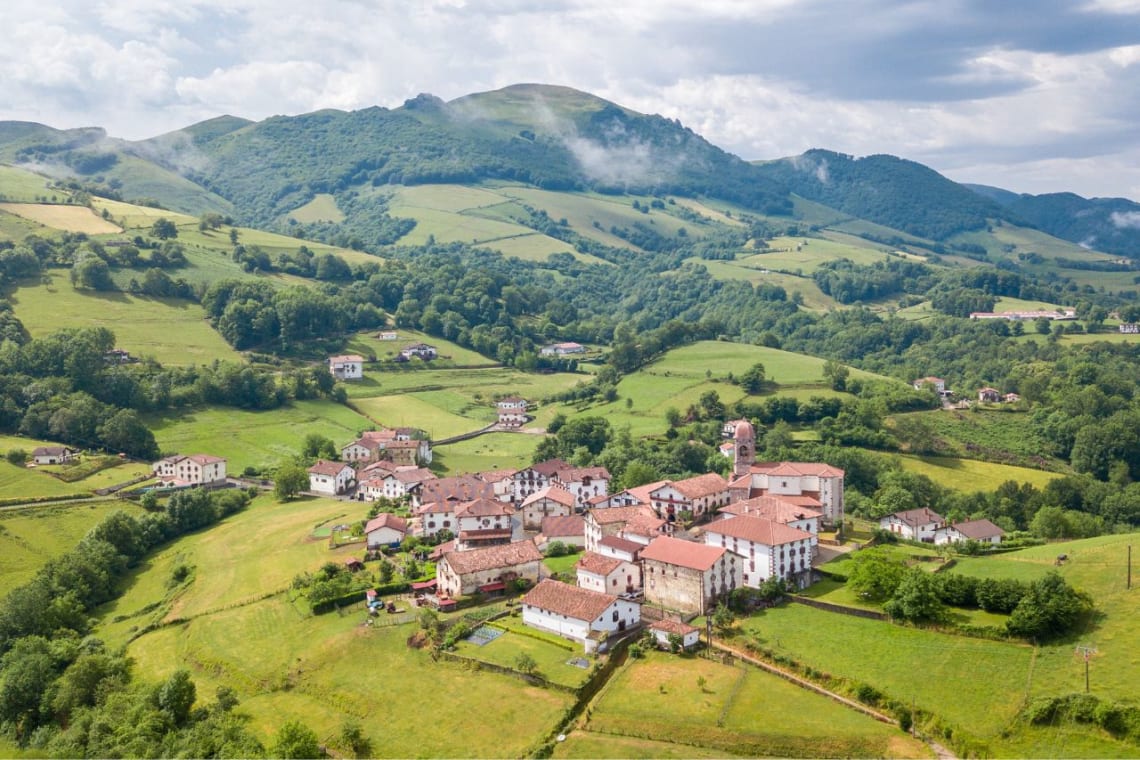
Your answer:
[6,448,27,465]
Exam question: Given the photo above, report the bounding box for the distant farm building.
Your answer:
[969,309,1076,321]
[496,396,529,426]
[540,342,586,356]
[33,446,76,465]
[153,454,227,487]
[328,354,365,381]
[398,343,437,361]
[307,460,355,495]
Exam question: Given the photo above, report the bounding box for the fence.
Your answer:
[790,595,887,620]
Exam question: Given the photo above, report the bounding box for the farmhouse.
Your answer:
[1120,323,1140,334]
[648,619,701,651]
[732,462,845,526]
[416,501,457,539]
[551,465,612,510]
[970,309,1076,321]
[359,467,437,501]
[721,496,821,548]
[328,354,365,381]
[510,459,569,501]
[365,513,409,550]
[520,485,576,530]
[455,498,514,550]
[880,508,945,542]
[576,550,641,596]
[496,396,529,426]
[521,579,640,653]
[307,460,355,495]
[934,519,1005,546]
[377,330,398,340]
[399,343,438,361]
[153,454,227,487]
[640,535,741,616]
[704,515,815,589]
[536,515,586,551]
[342,428,432,466]
[436,540,544,598]
[977,387,1001,403]
[413,474,496,509]
[539,341,586,356]
[32,446,75,465]
[596,535,643,563]
[647,473,730,522]
[913,376,949,396]
[584,505,667,550]
[475,468,518,501]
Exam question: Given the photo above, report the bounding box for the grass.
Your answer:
[9,271,242,366]
[351,394,494,439]
[553,730,750,758]
[0,461,94,499]
[584,650,927,758]
[147,399,373,472]
[885,453,1062,492]
[0,499,147,596]
[343,327,496,368]
[101,491,571,754]
[453,618,592,689]
[434,432,540,474]
[287,193,344,223]
[893,409,1062,470]
[0,165,56,202]
[541,552,582,576]
[745,234,893,273]
[737,604,1035,739]
[0,202,122,234]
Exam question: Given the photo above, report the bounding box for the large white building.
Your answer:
[328,354,364,381]
[521,579,640,653]
[731,462,845,526]
[704,515,815,589]
[153,454,227,487]
[640,535,741,616]
[307,460,355,495]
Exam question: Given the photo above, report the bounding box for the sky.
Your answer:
[3,0,1140,200]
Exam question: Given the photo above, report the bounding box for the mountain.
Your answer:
[965,185,1140,258]
[753,149,1010,241]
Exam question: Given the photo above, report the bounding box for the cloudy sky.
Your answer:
[3,0,1140,199]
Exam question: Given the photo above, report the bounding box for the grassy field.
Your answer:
[685,258,836,310]
[892,409,1062,470]
[0,202,122,234]
[351,393,496,439]
[434,432,540,474]
[148,400,373,471]
[9,271,242,365]
[746,234,893,273]
[287,193,344,223]
[343,327,496,367]
[0,460,95,499]
[0,165,57,202]
[453,617,592,689]
[582,650,928,758]
[886,453,1061,491]
[737,604,1035,740]
[98,492,572,754]
[0,499,148,595]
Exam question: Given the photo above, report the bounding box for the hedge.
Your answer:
[311,581,411,614]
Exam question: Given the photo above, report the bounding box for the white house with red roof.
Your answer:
[33,446,75,465]
[734,462,845,526]
[496,396,529,426]
[539,342,586,356]
[551,466,612,510]
[704,515,815,588]
[307,460,355,495]
[721,496,821,549]
[584,505,668,551]
[365,513,409,550]
[934,519,1005,546]
[454,498,514,550]
[328,354,365,381]
[153,454,227,487]
[647,472,730,522]
[521,579,640,653]
[520,485,576,530]
[576,550,641,596]
[640,535,741,616]
[880,508,945,542]
[648,619,701,651]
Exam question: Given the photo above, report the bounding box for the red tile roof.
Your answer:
[640,536,727,571]
[419,475,495,503]
[588,505,658,525]
[477,468,518,483]
[949,519,1004,540]
[365,513,408,534]
[598,535,643,556]
[456,498,512,518]
[706,515,813,546]
[723,496,822,523]
[649,619,700,636]
[666,472,729,499]
[540,514,585,538]
[328,354,365,363]
[887,508,945,528]
[576,551,623,576]
[751,461,845,478]
[308,459,351,476]
[394,468,437,485]
[522,579,617,622]
[622,514,666,539]
[624,480,670,505]
[531,458,571,477]
[440,540,542,575]
[522,485,576,508]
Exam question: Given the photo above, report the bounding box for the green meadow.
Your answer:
[581,649,928,758]
[287,193,344,223]
[343,327,495,367]
[887,453,1061,491]
[745,234,894,273]
[0,165,57,202]
[9,272,242,365]
[148,400,372,471]
[433,432,540,473]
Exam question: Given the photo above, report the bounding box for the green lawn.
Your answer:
[9,271,242,366]
[737,604,1035,739]
[351,394,492,440]
[287,193,344,223]
[888,453,1061,491]
[148,399,372,471]
[0,460,93,499]
[0,164,57,202]
[0,499,147,596]
[453,618,592,689]
[585,650,928,758]
[434,432,541,474]
[541,552,582,576]
[344,327,497,367]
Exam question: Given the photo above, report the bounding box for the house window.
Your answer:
[612,610,619,621]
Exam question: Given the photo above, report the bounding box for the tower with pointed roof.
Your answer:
[732,419,755,478]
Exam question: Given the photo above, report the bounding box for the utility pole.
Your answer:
[1129,545,1132,590]
[1075,644,1097,693]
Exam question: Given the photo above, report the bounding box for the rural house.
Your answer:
[496,396,529,426]
[977,387,1001,403]
[510,458,571,502]
[328,354,365,381]
[32,446,76,465]
[307,460,355,495]
[704,515,815,589]
[365,513,409,550]
[153,454,227,487]
[399,343,438,361]
[880,508,945,542]
[416,501,458,539]
[640,535,741,616]
[720,496,821,548]
[539,342,586,356]
[413,474,496,509]
[576,550,641,596]
[520,485,576,530]
[731,462,845,526]
[584,505,667,550]
[342,428,432,466]
[912,376,948,395]
[934,519,1005,546]
[454,498,514,550]
[536,515,586,551]
[476,468,518,501]
[435,540,544,598]
[521,579,640,653]
[551,465,612,510]
[648,619,701,651]
[647,473,730,522]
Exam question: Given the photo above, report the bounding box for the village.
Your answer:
[138,350,1007,658]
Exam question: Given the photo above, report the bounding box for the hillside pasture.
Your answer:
[746,234,893,273]
[148,400,372,471]
[0,164,56,202]
[0,202,121,234]
[0,499,147,596]
[583,650,927,758]
[286,193,344,223]
[9,272,242,366]
[886,453,1061,491]
[344,327,497,368]
[683,258,837,309]
[738,604,1035,740]
[351,393,494,439]
[433,432,540,474]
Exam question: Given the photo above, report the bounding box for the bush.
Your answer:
[6,448,27,465]
[544,541,569,558]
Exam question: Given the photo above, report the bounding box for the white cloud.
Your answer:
[1111,211,1140,228]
